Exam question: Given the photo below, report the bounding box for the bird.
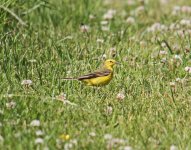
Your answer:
[63,59,119,86]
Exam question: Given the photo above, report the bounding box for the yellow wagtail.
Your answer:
[64,59,118,86]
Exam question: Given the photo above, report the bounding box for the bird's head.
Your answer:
[104,59,119,68]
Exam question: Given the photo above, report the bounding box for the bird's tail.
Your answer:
[62,77,78,80]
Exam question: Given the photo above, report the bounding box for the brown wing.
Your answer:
[78,69,111,80]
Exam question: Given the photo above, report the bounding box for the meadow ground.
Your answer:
[1,0,191,149]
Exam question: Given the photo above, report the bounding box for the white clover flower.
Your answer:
[174,55,182,62]
[109,138,127,145]
[35,138,44,144]
[101,26,110,31]
[64,143,73,150]
[127,0,136,6]
[21,80,32,86]
[97,39,104,44]
[169,82,176,88]
[101,20,108,25]
[159,50,167,55]
[102,54,107,59]
[105,106,113,115]
[89,14,95,20]
[126,17,135,25]
[172,6,180,15]
[185,66,191,73]
[70,139,78,145]
[160,0,169,4]
[104,134,113,140]
[124,146,133,150]
[147,23,167,33]
[135,6,145,15]
[176,30,185,37]
[140,41,147,47]
[30,120,40,127]
[103,9,116,20]
[170,145,178,150]
[103,13,113,20]
[116,92,125,101]
[80,24,90,32]
[161,42,166,47]
[36,130,44,136]
[175,78,181,82]
[181,6,191,13]
[180,19,191,27]
[6,101,16,109]
[89,132,96,137]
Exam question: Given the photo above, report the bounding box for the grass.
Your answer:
[1,0,191,149]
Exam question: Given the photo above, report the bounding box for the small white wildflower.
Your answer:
[6,101,16,109]
[126,17,135,25]
[181,6,191,14]
[161,42,166,47]
[35,138,44,144]
[4,94,13,98]
[175,78,181,82]
[103,12,113,20]
[110,138,127,145]
[172,6,180,16]
[97,39,104,44]
[66,70,71,76]
[101,26,110,31]
[140,41,147,47]
[147,23,167,33]
[70,139,78,145]
[160,0,169,4]
[30,120,40,127]
[21,80,32,86]
[176,30,185,37]
[80,24,90,32]
[101,20,108,25]
[104,134,112,140]
[103,9,116,20]
[174,55,182,62]
[14,132,21,138]
[89,14,95,20]
[185,66,191,73]
[36,130,44,136]
[159,50,167,55]
[56,93,67,102]
[102,54,107,59]
[64,143,73,150]
[89,132,96,137]
[124,146,133,150]
[180,19,191,27]
[105,106,113,115]
[116,92,125,101]
[43,146,49,150]
[127,0,136,6]
[169,82,176,88]
[170,145,178,150]
[135,6,145,16]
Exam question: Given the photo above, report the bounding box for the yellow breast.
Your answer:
[83,73,113,86]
